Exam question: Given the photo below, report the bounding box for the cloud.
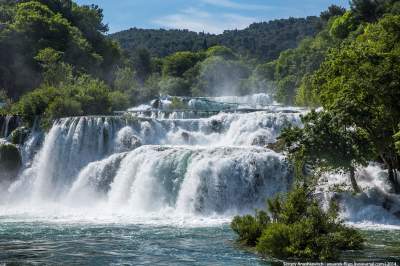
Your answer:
[201,0,272,11]
[153,8,255,34]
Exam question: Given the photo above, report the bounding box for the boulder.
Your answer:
[181,131,190,143]
[251,135,269,146]
[210,119,223,133]
[120,134,142,151]
[10,127,30,145]
[0,143,22,182]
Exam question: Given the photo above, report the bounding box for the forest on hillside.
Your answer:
[111,16,323,61]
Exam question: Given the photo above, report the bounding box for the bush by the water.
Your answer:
[231,186,364,261]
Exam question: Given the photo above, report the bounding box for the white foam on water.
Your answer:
[1,94,399,229]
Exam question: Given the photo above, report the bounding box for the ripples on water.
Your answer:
[0,222,267,265]
[0,220,399,265]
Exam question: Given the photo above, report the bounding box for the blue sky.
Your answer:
[75,0,350,34]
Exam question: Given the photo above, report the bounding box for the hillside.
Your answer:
[110,16,323,61]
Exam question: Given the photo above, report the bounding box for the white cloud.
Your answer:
[153,8,255,34]
[201,0,272,11]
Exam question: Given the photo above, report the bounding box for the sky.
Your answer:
[75,0,350,34]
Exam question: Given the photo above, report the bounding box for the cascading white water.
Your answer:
[317,164,400,228]
[2,94,399,228]
[2,101,301,223]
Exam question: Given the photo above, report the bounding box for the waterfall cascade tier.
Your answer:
[0,115,21,139]
[1,94,399,227]
[2,101,301,220]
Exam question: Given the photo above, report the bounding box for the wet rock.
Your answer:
[0,143,22,182]
[210,119,223,133]
[265,139,285,153]
[10,127,30,145]
[251,135,269,146]
[181,131,190,143]
[121,135,142,151]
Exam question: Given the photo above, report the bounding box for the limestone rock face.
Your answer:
[0,143,22,182]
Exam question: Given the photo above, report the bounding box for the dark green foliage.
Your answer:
[350,0,393,22]
[0,0,121,100]
[109,91,130,111]
[46,97,83,120]
[272,28,337,105]
[231,210,270,246]
[13,86,62,126]
[162,51,204,78]
[205,45,236,60]
[310,15,400,192]
[330,11,358,39]
[279,111,373,191]
[320,5,347,21]
[12,74,121,127]
[131,48,152,83]
[395,129,400,155]
[231,186,364,261]
[10,127,30,145]
[111,17,322,62]
[256,222,291,258]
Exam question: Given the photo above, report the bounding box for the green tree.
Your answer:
[113,66,139,92]
[132,48,152,84]
[350,0,389,22]
[35,48,73,86]
[280,111,373,192]
[330,11,358,39]
[205,45,237,60]
[0,0,121,100]
[320,5,347,21]
[162,51,204,78]
[311,15,400,192]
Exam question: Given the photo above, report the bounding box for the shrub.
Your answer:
[231,186,364,261]
[257,222,291,258]
[231,210,270,246]
[12,86,61,126]
[46,97,83,120]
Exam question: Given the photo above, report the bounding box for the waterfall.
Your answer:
[3,99,300,218]
[1,94,399,227]
[0,115,20,139]
[317,164,400,228]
